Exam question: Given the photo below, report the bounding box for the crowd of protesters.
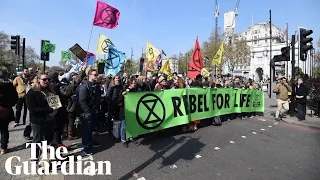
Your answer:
[0,64,266,161]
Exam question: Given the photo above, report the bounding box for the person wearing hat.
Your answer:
[295,77,309,121]
[154,75,167,91]
[273,77,292,121]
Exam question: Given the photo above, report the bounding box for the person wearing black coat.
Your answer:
[118,79,137,147]
[295,77,309,121]
[26,72,58,160]
[105,75,122,136]
[0,67,18,154]
[48,72,69,148]
[78,69,101,155]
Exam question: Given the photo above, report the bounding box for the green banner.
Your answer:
[125,88,264,139]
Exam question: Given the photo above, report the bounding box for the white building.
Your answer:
[227,22,310,81]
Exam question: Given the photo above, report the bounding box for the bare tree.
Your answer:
[224,36,251,69]
[201,28,224,70]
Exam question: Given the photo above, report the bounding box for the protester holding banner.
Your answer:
[118,78,137,147]
[192,74,203,88]
[26,72,59,160]
[106,75,123,138]
[140,77,152,91]
[154,76,167,91]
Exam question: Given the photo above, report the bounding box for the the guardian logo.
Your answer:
[5,141,112,176]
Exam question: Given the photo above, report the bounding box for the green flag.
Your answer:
[42,41,56,53]
[124,88,264,139]
[61,51,72,61]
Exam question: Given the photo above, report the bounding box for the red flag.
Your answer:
[93,1,120,29]
[188,36,204,79]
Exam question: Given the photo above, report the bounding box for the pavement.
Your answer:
[264,94,320,129]
[1,98,320,180]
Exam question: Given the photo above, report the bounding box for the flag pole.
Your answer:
[86,25,94,58]
[286,23,288,79]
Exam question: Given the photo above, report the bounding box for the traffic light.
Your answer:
[10,35,20,55]
[98,63,105,74]
[41,40,50,61]
[280,46,290,61]
[299,28,313,61]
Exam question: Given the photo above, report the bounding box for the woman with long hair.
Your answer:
[0,67,18,154]
[26,72,59,160]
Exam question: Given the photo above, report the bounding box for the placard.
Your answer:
[47,95,62,108]
[69,43,88,61]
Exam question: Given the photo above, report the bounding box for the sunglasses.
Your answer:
[41,78,51,81]
[91,74,98,76]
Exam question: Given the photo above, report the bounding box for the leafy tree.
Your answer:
[124,59,139,75]
[0,31,42,73]
[313,66,320,77]
[50,66,64,72]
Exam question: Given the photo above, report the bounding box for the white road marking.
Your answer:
[137,177,146,180]
[170,165,177,169]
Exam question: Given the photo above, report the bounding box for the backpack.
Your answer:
[70,82,93,114]
[212,116,222,126]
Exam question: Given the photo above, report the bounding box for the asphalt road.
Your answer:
[64,113,320,180]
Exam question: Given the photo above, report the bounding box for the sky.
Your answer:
[0,0,319,66]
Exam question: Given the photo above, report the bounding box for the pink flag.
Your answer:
[93,1,120,29]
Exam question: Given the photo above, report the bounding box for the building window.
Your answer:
[254,36,257,39]
[254,41,257,44]
[255,30,258,34]
[245,32,247,35]
[265,40,267,43]
[265,34,267,37]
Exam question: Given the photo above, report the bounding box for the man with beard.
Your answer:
[12,68,29,127]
